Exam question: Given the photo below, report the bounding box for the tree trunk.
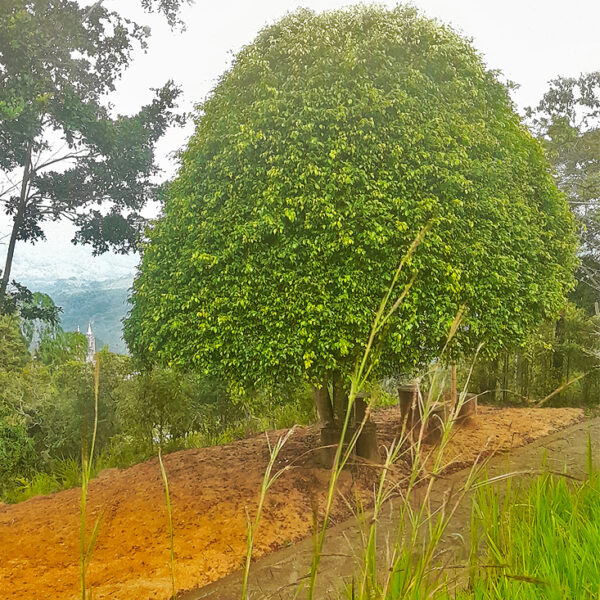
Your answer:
[552,317,564,371]
[312,381,333,424]
[487,357,499,402]
[502,352,508,403]
[399,380,420,429]
[318,372,379,464]
[332,371,347,424]
[0,142,32,313]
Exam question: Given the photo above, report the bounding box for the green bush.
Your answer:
[0,314,29,373]
[0,416,37,494]
[4,472,61,504]
[116,367,204,449]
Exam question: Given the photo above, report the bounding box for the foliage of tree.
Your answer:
[0,361,53,425]
[115,367,201,449]
[0,344,131,464]
[17,290,62,346]
[36,329,86,367]
[38,349,131,458]
[0,355,48,491]
[0,281,62,328]
[0,0,184,312]
[0,413,37,493]
[0,314,29,372]
[125,6,577,417]
[139,0,194,28]
[527,72,600,311]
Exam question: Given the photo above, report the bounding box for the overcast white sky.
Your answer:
[4,0,600,284]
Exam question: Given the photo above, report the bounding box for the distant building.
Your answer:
[86,323,96,363]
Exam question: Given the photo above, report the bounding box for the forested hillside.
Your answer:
[29,279,130,354]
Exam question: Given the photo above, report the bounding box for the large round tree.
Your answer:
[125,6,576,431]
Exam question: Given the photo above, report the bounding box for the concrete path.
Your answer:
[180,417,600,600]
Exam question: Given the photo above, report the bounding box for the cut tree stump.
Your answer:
[398,382,477,443]
[455,392,477,423]
[318,392,379,467]
[398,383,420,429]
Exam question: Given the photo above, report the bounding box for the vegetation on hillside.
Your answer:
[0,313,313,503]
[1,3,600,599]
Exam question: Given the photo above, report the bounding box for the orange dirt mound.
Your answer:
[0,406,583,599]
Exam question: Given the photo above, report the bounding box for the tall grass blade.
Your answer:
[241,429,293,600]
[158,446,176,600]
[80,355,100,600]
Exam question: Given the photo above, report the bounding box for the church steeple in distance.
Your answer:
[86,323,96,364]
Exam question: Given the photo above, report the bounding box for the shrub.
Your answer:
[0,416,37,494]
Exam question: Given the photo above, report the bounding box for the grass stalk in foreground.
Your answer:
[354,353,488,600]
[303,263,493,598]
[80,355,101,600]
[158,446,176,600]
[305,224,431,600]
[241,428,294,600]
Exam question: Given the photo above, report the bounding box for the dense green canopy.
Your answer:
[125,6,577,389]
[0,315,29,373]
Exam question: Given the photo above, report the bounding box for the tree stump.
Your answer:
[422,404,447,443]
[398,382,420,431]
[318,392,379,466]
[398,382,450,443]
[354,393,379,462]
[455,392,477,424]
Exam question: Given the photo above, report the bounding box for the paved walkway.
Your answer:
[181,417,600,600]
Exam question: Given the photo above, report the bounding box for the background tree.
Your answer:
[527,72,600,311]
[125,6,577,437]
[31,349,130,459]
[139,0,194,28]
[17,291,61,346]
[116,366,199,450]
[0,410,37,495]
[36,329,86,367]
[0,314,29,372]
[0,279,62,328]
[0,0,185,313]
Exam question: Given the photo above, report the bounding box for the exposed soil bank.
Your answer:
[0,406,582,599]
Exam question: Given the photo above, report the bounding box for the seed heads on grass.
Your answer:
[241,427,294,600]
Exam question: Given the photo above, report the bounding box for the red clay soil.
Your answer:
[0,406,582,600]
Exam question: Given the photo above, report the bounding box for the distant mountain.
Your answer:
[2,223,142,354]
[10,246,139,287]
[22,277,134,355]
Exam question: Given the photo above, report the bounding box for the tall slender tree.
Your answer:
[0,0,187,313]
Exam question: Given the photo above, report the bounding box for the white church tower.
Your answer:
[85,323,96,363]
